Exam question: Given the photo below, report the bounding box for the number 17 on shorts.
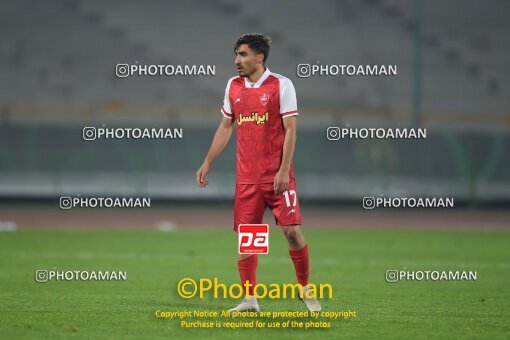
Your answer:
[238,224,269,254]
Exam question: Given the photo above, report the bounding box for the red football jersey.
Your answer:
[221,68,299,184]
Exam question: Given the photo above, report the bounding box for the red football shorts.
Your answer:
[233,177,302,232]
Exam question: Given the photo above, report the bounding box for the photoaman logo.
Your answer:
[238,224,269,254]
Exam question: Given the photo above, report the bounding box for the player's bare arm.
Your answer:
[274,116,297,194]
[196,117,234,188]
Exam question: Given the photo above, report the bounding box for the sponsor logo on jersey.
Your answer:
[237,112,268,126]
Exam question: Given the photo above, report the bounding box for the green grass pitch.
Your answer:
[0,228,509,339]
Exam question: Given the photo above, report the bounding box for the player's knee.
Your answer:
[283,227,301,245]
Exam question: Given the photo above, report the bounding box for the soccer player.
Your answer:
[196,34,321,312]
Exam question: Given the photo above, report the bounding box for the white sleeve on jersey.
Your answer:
[221,78,234,119]
[279,78,299,117]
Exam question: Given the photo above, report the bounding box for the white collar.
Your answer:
[244,68,271,88]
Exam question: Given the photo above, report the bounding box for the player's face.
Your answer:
[235,44,263,77]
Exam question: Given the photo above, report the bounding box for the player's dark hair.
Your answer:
[234,33,272,64]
